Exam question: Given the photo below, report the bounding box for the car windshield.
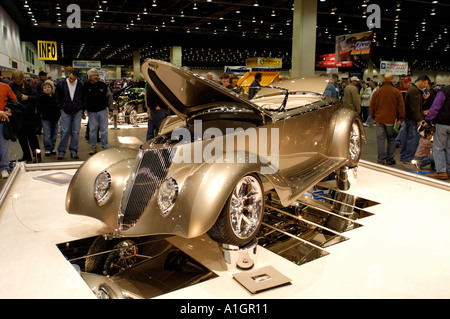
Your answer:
[250,86,325,112]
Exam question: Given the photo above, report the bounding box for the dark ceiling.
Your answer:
[2,0,450,71]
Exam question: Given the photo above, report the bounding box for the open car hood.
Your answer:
[141,59,273,121]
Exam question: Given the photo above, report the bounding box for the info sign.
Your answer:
[37,40,58,61]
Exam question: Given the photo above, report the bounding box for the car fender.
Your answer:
[121,151,276,238]
[327,107,365,160]
[66,148,139,231]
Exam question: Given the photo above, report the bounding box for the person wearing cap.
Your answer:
[343,76,361,114]
[36,71,48,94]
[36,80,60,156]
[369,73,405,165]
[398,76,411,97]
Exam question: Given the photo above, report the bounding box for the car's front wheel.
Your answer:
[207,174,264,247]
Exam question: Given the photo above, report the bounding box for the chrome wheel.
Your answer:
[229,175,263,239]
[208,174,264,246]
[129,110,138,124]
[349,122,361,163]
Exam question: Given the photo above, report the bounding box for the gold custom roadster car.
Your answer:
[66,59,364,248]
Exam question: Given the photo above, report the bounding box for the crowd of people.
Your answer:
[0,68,449,181]
[0,68,114,178]
[335,72,450,180]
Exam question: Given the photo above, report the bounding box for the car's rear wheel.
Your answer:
[347,121,361,167]
[207,174,264,247]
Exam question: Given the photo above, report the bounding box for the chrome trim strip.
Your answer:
[359,160,450,192]
[261,221,328,252]
[265,204,346,237]
[24,161,83,171]
[118,149,145,230]
[0,162,21,209]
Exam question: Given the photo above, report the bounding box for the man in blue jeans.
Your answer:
[145,84,170,141]
[425,82,450,180]
[85,68,113,155]
[55,70,85,160]
[400,75,430,163]
[369,73,405,165]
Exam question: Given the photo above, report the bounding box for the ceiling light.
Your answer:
[253,1,259,6]
[152,0,157,7]
[193,2,198,10]
[143,8,148,14]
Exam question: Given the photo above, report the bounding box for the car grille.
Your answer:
[119,147,174,230]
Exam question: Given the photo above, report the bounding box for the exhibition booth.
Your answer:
[0,159,449,299]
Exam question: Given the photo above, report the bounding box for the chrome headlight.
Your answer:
[157,177,178,215]
[94,171,111,205]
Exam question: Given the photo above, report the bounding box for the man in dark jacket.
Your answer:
[145,84,170,141]
[248,72,262,100]
[9,70,41,162]
[55,70,85,160]
[400,75,430,163]
[424,82,450,180]
[85,68,113,155]
[369,73,405,165]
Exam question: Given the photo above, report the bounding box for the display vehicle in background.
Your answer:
[113,85,147,124]
[66,59,364,253]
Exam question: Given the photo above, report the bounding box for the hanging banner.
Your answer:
[37,40,58,61]
[335,31,373,62]
[246,58,282,68]
[72,60,102,69]
[380,61,409,75]
[316,53,353,68]
[225,66,251,74]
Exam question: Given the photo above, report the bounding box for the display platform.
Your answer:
[0,160,449,299]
